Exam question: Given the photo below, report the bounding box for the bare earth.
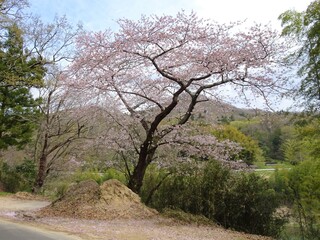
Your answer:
[0,195,272,240]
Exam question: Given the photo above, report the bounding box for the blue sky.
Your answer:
[28,0,312,31]
[27,0,312,110]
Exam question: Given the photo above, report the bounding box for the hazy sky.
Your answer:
[28,0,312,31]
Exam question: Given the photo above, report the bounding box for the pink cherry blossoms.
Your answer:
[65,12,288,192]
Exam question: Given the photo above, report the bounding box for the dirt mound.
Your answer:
[14,192,48,201]
[39,179,157,220]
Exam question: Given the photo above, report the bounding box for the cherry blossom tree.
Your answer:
[68,12,288,193]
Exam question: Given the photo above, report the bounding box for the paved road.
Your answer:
[0,219,80,240]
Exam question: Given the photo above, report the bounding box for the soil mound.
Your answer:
[14,192,48,201]
[39,179,157,220]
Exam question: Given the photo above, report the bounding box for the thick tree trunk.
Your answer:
[128,146,155,194]
[127,158,148,194]
[32,154,47,193]
[33,131,49,193]
[127,92,183,194]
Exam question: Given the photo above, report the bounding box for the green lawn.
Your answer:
[253,161,292,178]
[254,161,292,169]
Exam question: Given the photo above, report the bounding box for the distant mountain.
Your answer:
[174,98,266,123]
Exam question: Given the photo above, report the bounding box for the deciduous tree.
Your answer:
[0,0,28,27]
[211,124,262,164]
[26,16,84,192]
[69,12,288,193]
[279,0,320,111]
[32,71,88,192]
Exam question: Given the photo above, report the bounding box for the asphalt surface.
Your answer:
[0,219,80,240]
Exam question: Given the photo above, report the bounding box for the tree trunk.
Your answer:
[128,146,155,194]
[127,159,148,194]
[32,154,47,193]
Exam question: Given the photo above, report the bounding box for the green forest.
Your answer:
[0,0,319,239]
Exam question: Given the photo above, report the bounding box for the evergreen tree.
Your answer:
[0,24,45,149]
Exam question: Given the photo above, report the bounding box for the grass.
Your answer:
[254,160,292,169]
[253,160,292,178]
[0,191,12,196]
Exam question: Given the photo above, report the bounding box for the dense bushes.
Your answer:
[273,160,320,239]
[141,160,286,237]
[218,173,285,236]
[0,159,36,192]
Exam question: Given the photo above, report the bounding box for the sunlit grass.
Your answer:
[253,160,292,178]
[254,161,292,170]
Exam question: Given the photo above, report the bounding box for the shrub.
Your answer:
[287,159,320,239]
[143,160,285,237]
[272,162,320,240]
[0,159,36,192]
[73,169,103,184]
[219,173,286,236]
[144,164,203,213]
[100,168,127,184]
[0,162,21,192]
[55,181,71,198]
[73,168,127,185]
[15,159,37,190]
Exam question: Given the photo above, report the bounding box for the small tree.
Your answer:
[32,72,88,192]
[69,12,288,193]
[25,16,84,192]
